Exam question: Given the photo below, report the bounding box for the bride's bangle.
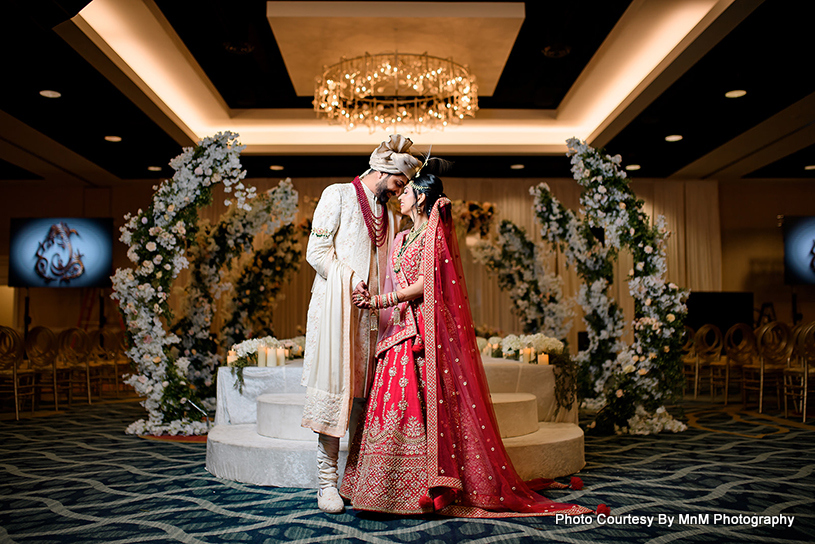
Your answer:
[371,292,400,309]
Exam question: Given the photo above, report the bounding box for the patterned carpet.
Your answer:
[0,400,813,544]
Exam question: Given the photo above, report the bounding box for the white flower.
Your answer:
[146,242,157,252]
[644,245,653,254]
[666,313,675,322]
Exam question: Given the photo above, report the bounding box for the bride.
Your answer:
[341,162,591,517]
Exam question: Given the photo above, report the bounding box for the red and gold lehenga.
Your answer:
[341,198,592,517]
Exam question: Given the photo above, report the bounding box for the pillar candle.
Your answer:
[538,353,549,365]
[226,354,237,366]
[257,346,267,367]
[276,348,286,366]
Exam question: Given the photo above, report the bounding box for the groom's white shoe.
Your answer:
[317,487,344,514]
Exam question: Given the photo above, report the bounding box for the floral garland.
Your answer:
[529,138,688,435]
[566,138,687,434]
[112,132,253,436]
[471,221,573,339]
[220,221,307,349]
[171,179,299,402]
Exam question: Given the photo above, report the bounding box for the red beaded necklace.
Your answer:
[353,176,389,247]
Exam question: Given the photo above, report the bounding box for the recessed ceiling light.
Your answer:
[510,164,525,170]
[805,165,815,171]
[725,89,747,98]
[269,165,284,171]
[625,164,641,171]
[39,90,61,98]
[104,135,122,142]
[665,135,683,142]
[147,166,162,172]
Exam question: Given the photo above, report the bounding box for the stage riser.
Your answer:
[208,359,585,488]
[206,424,347,488]
[206,422,583,486]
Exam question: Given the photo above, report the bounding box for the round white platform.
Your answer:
[206,360,585,488]
[207,424,348,488]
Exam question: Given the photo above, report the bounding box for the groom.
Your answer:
[301,134,423,513]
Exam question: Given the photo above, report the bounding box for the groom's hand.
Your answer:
[353,281,370,298]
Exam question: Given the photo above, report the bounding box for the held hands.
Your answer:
[353,281,371,309]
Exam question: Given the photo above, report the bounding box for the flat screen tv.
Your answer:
[8,217,113,288]
[782,216,815,285]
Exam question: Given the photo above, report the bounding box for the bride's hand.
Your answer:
[352,292,371,309]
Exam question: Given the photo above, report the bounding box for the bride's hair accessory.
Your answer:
[408,146,433,193]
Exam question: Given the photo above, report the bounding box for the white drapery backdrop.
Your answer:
[189,177,721,352]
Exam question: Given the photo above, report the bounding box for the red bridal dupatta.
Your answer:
[356,198,591,517]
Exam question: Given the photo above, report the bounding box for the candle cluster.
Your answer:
[480,341,550,365]
[226,346,289,367]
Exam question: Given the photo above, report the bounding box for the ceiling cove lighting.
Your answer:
[665,134,683,142]
[104,135,122,142]
[725,89,747,98]
[314,51,478,132]
[625,164,641,171]
[39,90,62,98]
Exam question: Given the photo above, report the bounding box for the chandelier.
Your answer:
[313,52,478,132]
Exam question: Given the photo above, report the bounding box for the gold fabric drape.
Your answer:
[185,177,721,351]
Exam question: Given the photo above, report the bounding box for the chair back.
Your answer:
[682,326,695,355]
[790,322,812,366]
[794,321,815,365]
[724,323,757,365]
[90,329,119,362]
[694,324,722,363]
[25,327,58,370]
[756,321,793,365]
[58,328,92,366]
[0,327,25,371]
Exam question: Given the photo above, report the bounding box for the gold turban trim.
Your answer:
[369,134,423,180]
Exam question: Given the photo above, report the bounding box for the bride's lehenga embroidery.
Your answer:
[341,200,592,518]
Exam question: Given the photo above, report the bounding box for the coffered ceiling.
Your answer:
[0,0,812,184]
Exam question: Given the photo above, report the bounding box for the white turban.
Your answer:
[369,134,422,180]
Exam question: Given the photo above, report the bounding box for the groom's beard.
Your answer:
[374,177,392,204]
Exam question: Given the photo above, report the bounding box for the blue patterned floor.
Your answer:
[0,401,813,543]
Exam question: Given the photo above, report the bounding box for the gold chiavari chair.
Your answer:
[0,327,34,419]
[711,324,757,404]
[26,326,61,410]
[783,321,815,422]
[89,329,122,398]
[681,326,696,394]
[744,321,791,413]
[58,328,93,405]
[688,325,722,399]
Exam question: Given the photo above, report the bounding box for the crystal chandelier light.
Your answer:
[313,52,478,132]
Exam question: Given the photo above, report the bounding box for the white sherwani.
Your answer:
[301,181,395,437]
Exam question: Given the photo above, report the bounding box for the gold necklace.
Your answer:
[394,222,427,273]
